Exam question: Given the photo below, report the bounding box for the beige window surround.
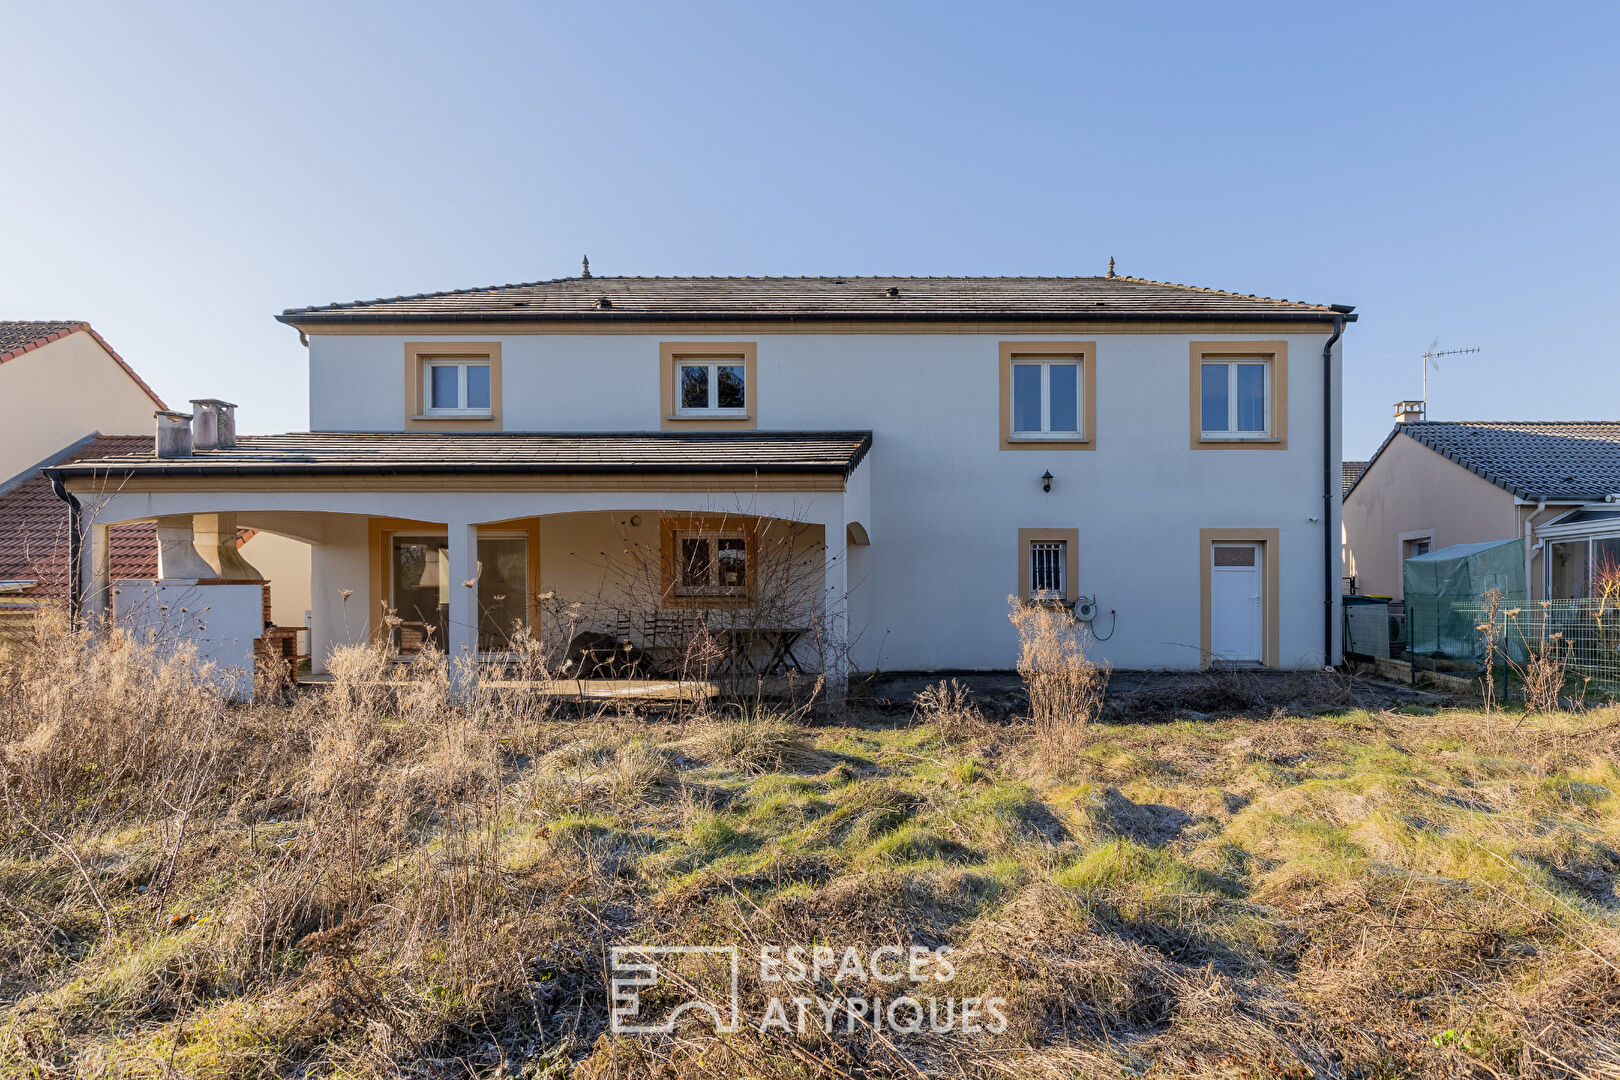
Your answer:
[1198,527,1281,669]
[660,514,759,608]
[1188,341,1287,450]
[1017,527,1081,601]
[999,342,1097,450]
[660,342,758,431]
[403,342,503,430]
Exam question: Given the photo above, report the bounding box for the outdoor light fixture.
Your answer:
[1041,470,1053,493]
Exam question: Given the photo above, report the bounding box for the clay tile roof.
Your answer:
[0,321,166,409]
[0,435,158,600]
[0,321,84,360]
[49,430,875,481]
[278,275,1356,326]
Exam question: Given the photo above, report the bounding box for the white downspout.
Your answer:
[1524,498,1546,600]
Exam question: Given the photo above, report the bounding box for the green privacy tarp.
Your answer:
[1403,538,1526,662]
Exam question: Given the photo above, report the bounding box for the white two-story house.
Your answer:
[50,273,1354,685]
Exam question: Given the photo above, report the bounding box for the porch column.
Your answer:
[86,523,112,626]
[823,526,849,698]
[445,521,480,694]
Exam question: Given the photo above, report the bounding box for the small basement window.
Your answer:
[423,358,493,416]
[1018,528,1079,602]
[1029,540,1067,599]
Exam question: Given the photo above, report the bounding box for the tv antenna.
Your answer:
[1421,338,1480,415]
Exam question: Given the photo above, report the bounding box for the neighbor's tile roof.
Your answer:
[50,430,875,480]
[279,275,1355,326]
[0,436,157,599]
[1342,460,1368,495]
[0,321,84,360]
[1354,421,1620,502]
[0,321,166,408]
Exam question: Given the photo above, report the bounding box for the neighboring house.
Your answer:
[0,322,166,480]
[1343,403,1620,600]
[0,435,158,607]
[49,274,1354,681]
[1342,460,1367,495]
[0,322,166,620]
[0,321,310,630]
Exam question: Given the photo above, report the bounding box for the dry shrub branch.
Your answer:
[1008,594,1109,766]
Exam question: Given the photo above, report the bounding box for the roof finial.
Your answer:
[1107,256,1115,278]
[581,255,591,279]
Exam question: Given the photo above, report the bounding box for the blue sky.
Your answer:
[4,2,1617,457]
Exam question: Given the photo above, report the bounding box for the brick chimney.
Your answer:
[1393,400,1426,425]
[155,410,194,458]
[191,399,237,450]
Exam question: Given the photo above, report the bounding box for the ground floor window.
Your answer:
[1016,528,1079,603]
[673,530,749,597]
[388,532,529,653]
[1029,540,1067,598]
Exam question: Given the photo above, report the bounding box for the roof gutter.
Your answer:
[1322,311,1348,667]
[49,475,83,625]
[277,310,1358,329]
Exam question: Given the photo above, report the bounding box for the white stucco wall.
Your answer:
[112,581,262,701]
[0,331,160,480]
[307,516,371,665]
[293,328,1343,671]
[1342,433,1519,599]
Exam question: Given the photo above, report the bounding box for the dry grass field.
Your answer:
[2,616,1618,1078]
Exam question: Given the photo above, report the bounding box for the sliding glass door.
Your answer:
[388,532,529,655]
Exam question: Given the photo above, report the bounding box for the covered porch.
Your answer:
[50,430,873,697]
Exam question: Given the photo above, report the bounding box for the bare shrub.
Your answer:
[1475,587,1508,718]
[1510,602,1572,714]
[913,677,993,740]
[1007,594,1109,766]
[523,507,851,717]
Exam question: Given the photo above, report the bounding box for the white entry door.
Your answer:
[1211,542,1263,663]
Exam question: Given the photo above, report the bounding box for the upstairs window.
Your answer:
[999,342,1096,450]
[677,359,747,416]
[1189,342,1287,449]
[404,342,501,428]
[661,343,757,430]
[1011,359,1082,438]
[1200,359,1270,438]
[423,358,492,416]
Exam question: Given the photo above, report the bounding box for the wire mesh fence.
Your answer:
[1461,598,1620,699]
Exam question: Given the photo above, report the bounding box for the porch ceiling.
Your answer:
[47,431,873,482]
